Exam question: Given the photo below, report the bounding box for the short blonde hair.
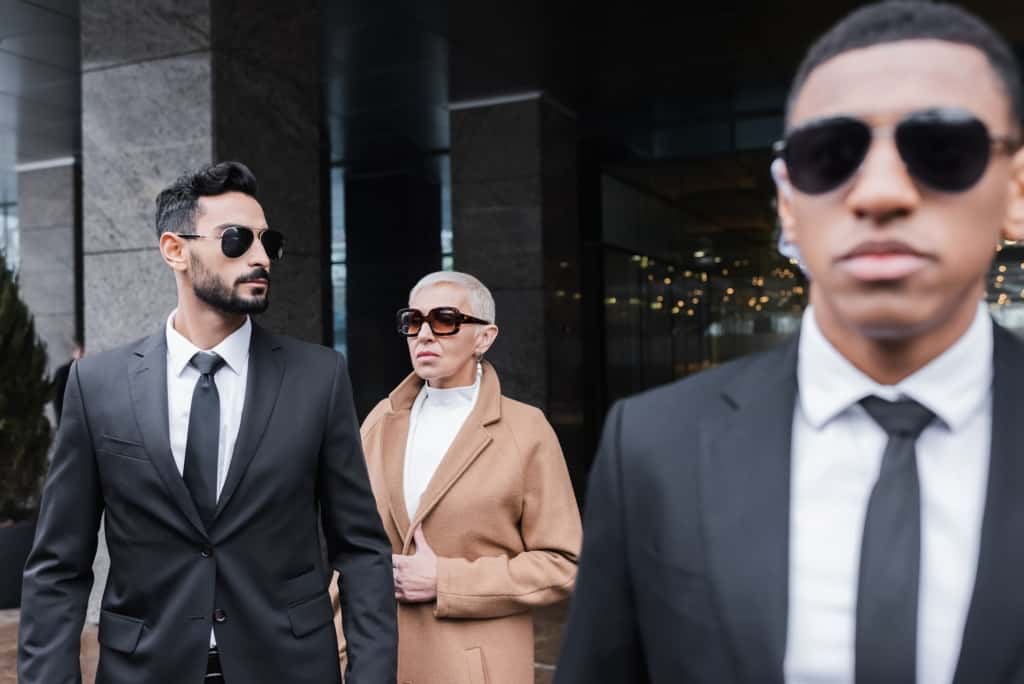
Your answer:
[409,271,496,323]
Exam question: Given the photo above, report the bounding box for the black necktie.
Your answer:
[855,395,936,684]
[183,352,225,527]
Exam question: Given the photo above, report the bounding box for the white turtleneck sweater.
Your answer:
[403,366,481,519]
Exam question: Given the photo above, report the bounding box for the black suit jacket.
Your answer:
[556,321,1024,683]
[19,324,397,684]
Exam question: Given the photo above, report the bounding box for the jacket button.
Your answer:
[213,609,227,623]
[201,545,212,558]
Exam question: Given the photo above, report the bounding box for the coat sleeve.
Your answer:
[19,361,103,684]
[433,410,582,620]
[318,353,397,683]
[553,400,647,683]
[329,570,348,674]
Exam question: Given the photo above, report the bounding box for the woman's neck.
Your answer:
[426,360,479,389]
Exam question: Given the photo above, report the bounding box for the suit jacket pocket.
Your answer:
[465,647,489,684]
[98,610,144,654]
[97,434,148,461]
[281,566,324,606]
[287,592,333,638]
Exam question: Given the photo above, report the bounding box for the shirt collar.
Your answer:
[165,310,252,378]
[421,363,482,406]
[797,302,992,431]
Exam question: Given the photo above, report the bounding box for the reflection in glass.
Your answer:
[987,242,1024,333]
[603,244,807,406]
[0,202,18,271]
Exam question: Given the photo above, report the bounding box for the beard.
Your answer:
[190,252,270,315]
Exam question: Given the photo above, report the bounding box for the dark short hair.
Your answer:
[787,1,1023,129]
[154,161,259,237]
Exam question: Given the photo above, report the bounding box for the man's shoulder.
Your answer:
[261,329,342,367]
[618,344,775,418]
[75,336,151,374]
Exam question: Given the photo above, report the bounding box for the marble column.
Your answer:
[450,96,586,493]
[81,0,326,352]
[16,161,80,377]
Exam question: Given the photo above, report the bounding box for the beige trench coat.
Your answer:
[331,362,581,683]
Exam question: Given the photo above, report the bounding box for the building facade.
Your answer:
[4,0,1024,497]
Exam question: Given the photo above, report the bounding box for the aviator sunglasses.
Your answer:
[773,107,1020,195]
[176,225,285,261]
[396,307,491,337]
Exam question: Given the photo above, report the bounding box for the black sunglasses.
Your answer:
[397,307,491,337]
[773,107,1020,195]
[176,225,285,261]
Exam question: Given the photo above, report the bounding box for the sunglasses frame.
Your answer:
[396,306,492,337]
[773,107,1021,195]
[175,224,285,261]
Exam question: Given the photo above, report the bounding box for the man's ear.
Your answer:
[1002,147,1024,242]
[772,159,799,245]
[159,232,189,272]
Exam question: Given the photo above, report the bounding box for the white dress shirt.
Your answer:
[403,366,480,519]
[784,303,992,684]
[165,310,251,647]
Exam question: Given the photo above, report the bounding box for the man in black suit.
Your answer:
[557,3,1024,683]
[19,161,397,683]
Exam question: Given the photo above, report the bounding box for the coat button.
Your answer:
[201,545,212,558]
[213,609,227,623]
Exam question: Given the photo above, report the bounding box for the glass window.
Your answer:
[330,167,347,357]
[988,241,1024,333]
[440,154,453,269]
[0,202,18,271]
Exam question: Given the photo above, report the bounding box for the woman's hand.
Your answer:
[392,526,438,603]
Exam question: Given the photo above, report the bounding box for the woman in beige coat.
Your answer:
[332,270,581,684]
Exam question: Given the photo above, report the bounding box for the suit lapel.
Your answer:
[953,323,1024,683]
[700,336,798,684]
[214,324,284,520]
[128,330,208,538]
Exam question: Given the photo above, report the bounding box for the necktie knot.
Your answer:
[860,395,935,440]
[190,352,225,377]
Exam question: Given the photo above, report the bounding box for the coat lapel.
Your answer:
[379,409,413,541]
[700,336,798,684]
[395,362,499,548]
[128,330,208,538]
[953,323,1024,683]
[214,324,284,520]
[405,423,493,551]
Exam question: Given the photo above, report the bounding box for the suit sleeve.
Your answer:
[554,400,647,683]
[19,361,103,684]
[433,412,582,619]
[318,353,397,684]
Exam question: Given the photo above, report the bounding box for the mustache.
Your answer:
[235,268,270,286]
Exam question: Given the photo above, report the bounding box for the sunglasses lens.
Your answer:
[897,111,990,192]
[429,309,460,335]
[220,226,254,258]
[397,310,421,336]
[784,117,871,194]
[260,230,285,261]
